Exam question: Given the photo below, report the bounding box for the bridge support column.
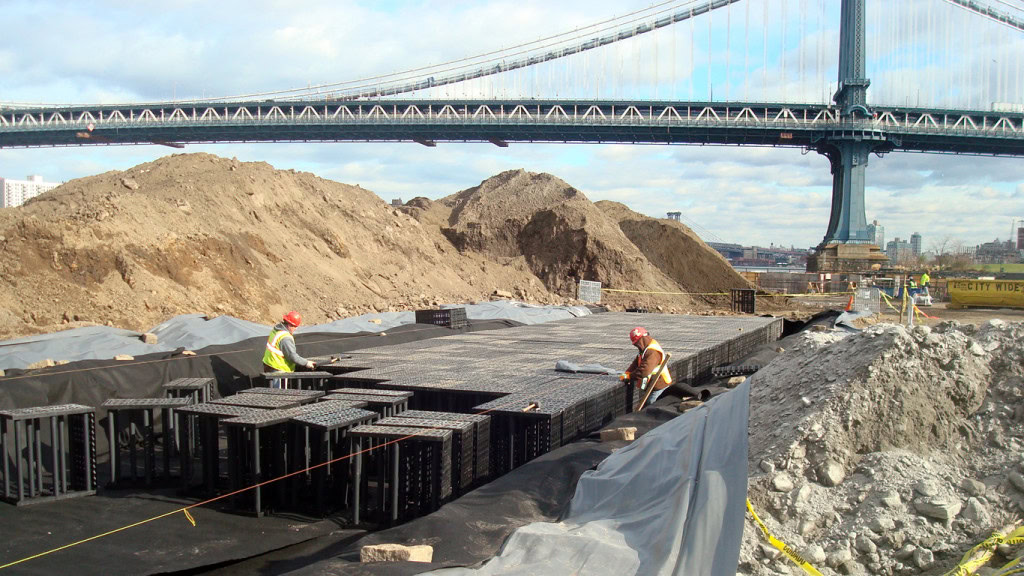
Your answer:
[818,140,872,244]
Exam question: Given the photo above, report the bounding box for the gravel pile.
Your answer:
[741,320,1024,575]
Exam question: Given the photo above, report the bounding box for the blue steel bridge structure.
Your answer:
[1,0,1023,248]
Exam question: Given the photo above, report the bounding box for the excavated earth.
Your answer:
[0,154,751,339]
[741,320,1024,576]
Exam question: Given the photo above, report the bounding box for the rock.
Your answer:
[368,319,383,325]
[806,544,827,564]
[879,489,902,508]
[360,543,433,563]
[961,478,986,497]
[678,400,702,412]
[1009,471,1024,493]
[758,543,780,561]
[120,177,140,190]
[827,548,853,568]
[811,325,829,332]
[759,459,775,474]
[838,560,864,575]
[914,479,940,497]
[775,347,785,353]
[969,342,986,356]
[140,332,158,345]
[870,517,896,533]
[798,518,816,536]
[914,497,962,521]
[855,534,877,554]
[913,547,934,569]
[599,427,636,442]
[819,460,845,487]
[801,396,812,407]
[961,497,991,524]
[25,359,56,370]
[114,354,134,361]
[0,369,4,378]
[771,473,794,493]
[895,544,917,560]
[493,289,513,299]
[725,376,745,388]
[180,350,196,356]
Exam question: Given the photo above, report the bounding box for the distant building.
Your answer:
[1,175,59,208]
[666,211,681,222]
[910,232,922,257]
[1017,227,1024,250]
[886,237,913,263]
[867,220,884,248]
[975,239,1018,264]
[391,198,403,207]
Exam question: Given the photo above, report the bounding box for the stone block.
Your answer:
[914,497,962,521]
[678,400,703,412]
[725,376,746,388]
[360,543,433,563]
[599,427,637,442]
[140,332,158,344]
[25,359,56,370]
[114,354,134,361]
[819,460,845,487]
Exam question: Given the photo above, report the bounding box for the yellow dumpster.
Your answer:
[948,279,1024,309]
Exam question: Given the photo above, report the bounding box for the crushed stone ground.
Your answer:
[742,319,1024,576]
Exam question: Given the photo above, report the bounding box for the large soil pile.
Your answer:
[0,154,550,338]
[741,320,1024,575]
[428,169,697,310]
[0,157,753,339]
[596,200,750,297]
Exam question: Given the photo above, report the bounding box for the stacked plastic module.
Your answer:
[414,307,467,329]
[0,404,97,505]
[377,416,474,494]
[348,425,453,523]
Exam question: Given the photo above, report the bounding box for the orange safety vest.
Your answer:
[637,338,673,389]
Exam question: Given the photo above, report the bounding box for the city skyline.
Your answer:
[1,0,1022,248]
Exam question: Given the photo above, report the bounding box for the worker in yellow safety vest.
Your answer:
[920,271,931,287]
[263,311,315,388]
[620,327,673,404]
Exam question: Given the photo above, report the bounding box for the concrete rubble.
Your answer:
[740,319,1024,575]
[599,426,637,442]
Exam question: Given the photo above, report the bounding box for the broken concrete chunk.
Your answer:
[140,332,158,344]
[961,478,986,497]
[599,427,637,442]
[360,543,433,563]
[678,400,702,412]
[913,547,934,569]
[25,359,56,370]
[913,497,962,521]
[819,460,845,487]
[1008,471,1024,493]
[961,497,991,524]
[114,354,134,361]
[771,473,794,493]
[879,489,902,508]
[914,479,940,497]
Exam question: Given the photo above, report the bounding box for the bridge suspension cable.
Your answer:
[941,0,1024,31]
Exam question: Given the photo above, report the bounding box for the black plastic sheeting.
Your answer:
[202,404,682,576]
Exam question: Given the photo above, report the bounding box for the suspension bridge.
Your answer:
[1,0,1022,250]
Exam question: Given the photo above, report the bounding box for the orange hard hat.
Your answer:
[283,311,302,327]
[629,326,648,345]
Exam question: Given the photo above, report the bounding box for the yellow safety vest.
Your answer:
[263,328,296,372]
[639,339,673,387]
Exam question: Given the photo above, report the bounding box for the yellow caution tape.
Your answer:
[942,525,1024,576]
[746,499,824,576]
[992,557,1024,576]
[183,509,196,527]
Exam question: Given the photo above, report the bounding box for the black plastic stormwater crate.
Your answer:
[711,365,762,378]
[0,404,97,505]
[414,307,467,329]
[392,410,490,481]
[377,416,474,494]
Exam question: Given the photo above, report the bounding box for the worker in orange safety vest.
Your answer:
[620,326,673,404]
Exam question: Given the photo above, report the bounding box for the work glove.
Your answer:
[618,372,629,382]
[306,361,316,370]
[639,377,649,390]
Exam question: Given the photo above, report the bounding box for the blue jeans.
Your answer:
[646,387,666,404]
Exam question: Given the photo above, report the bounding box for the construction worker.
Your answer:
[620,327,673,405]
[263,311,315,388]
[920,270,931,287]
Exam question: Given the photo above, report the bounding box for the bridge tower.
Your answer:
[809,0,891,271]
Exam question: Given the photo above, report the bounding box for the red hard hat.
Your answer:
[629,326,648,345]
[283,311,302,327]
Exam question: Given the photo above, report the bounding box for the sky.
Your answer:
[1,0,1022,250]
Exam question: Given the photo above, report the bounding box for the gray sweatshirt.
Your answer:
[273,322,311,368]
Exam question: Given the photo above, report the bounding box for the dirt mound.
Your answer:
[596,200,750,295]
[741,321,1024,575]
[0,154,555,338]
[438,170,691,306]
